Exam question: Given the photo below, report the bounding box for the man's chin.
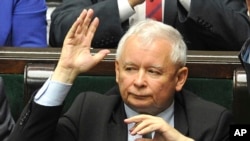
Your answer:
[129,102,153,113]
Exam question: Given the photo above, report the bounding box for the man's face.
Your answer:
[115,36,187,115]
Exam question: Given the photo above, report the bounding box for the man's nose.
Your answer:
[134,70,146,87]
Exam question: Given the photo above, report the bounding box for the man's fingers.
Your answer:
[81,9,95,35]
[64,9,96,44]
[84,17,99,46]
[130,121,151,135]
[66,9,87,39]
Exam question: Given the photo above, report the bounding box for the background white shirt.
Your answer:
[117,0,191,25]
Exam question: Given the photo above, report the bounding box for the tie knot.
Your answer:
[146,0,162,21]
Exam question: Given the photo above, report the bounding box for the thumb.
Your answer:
[93,49,110,62]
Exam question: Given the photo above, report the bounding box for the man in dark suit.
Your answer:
[0,77,15,141]
[49,0,250,51]
[9,9,232,141]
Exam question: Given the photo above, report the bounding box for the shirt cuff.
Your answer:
[34,76,72,106]
[118,0,135,22]
[179,0,191,12]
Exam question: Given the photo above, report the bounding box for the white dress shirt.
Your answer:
[117,0,191,25]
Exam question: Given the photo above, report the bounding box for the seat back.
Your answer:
[24,63,234,113]
[24,63,55,102]
[24,63,117,112]
[233,67,250,124]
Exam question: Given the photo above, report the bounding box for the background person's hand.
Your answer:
[128,0,145,8]
[52,9,110,84]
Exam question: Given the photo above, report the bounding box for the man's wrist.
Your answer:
[52,66,78,84]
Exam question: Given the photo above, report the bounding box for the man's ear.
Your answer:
[175,67,188,92]
[115,61,119,83]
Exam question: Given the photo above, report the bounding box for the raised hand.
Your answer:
[52,9,110,84]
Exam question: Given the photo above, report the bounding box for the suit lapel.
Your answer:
[107,100,128,141]
[164,0,178,25]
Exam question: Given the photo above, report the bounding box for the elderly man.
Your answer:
[9,9,232,141]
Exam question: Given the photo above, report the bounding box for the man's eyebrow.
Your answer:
[122,62,135,66]
[125,63,164,70]
[149,66,164,72]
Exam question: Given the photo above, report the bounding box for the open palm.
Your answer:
[53,9,110,83]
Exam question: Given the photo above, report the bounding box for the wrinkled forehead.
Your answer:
[119,37,173,64]
[123,36,172,54]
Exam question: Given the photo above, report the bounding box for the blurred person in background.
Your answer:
[0,0,47,47]
[49,0,250,51]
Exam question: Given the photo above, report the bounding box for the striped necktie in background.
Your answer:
[146,0,162,21]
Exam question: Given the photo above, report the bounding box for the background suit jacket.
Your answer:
[0,77,15,141]
[9,86,233,141]
[49,0,250,50]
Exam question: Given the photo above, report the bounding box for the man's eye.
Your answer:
[125,67,135,71]
[148,70,161,75]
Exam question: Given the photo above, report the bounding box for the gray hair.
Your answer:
[116,19,187,67]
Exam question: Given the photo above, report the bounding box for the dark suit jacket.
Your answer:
[9,86,232,141]
[49,0,250,50]
[0,77,15,141]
